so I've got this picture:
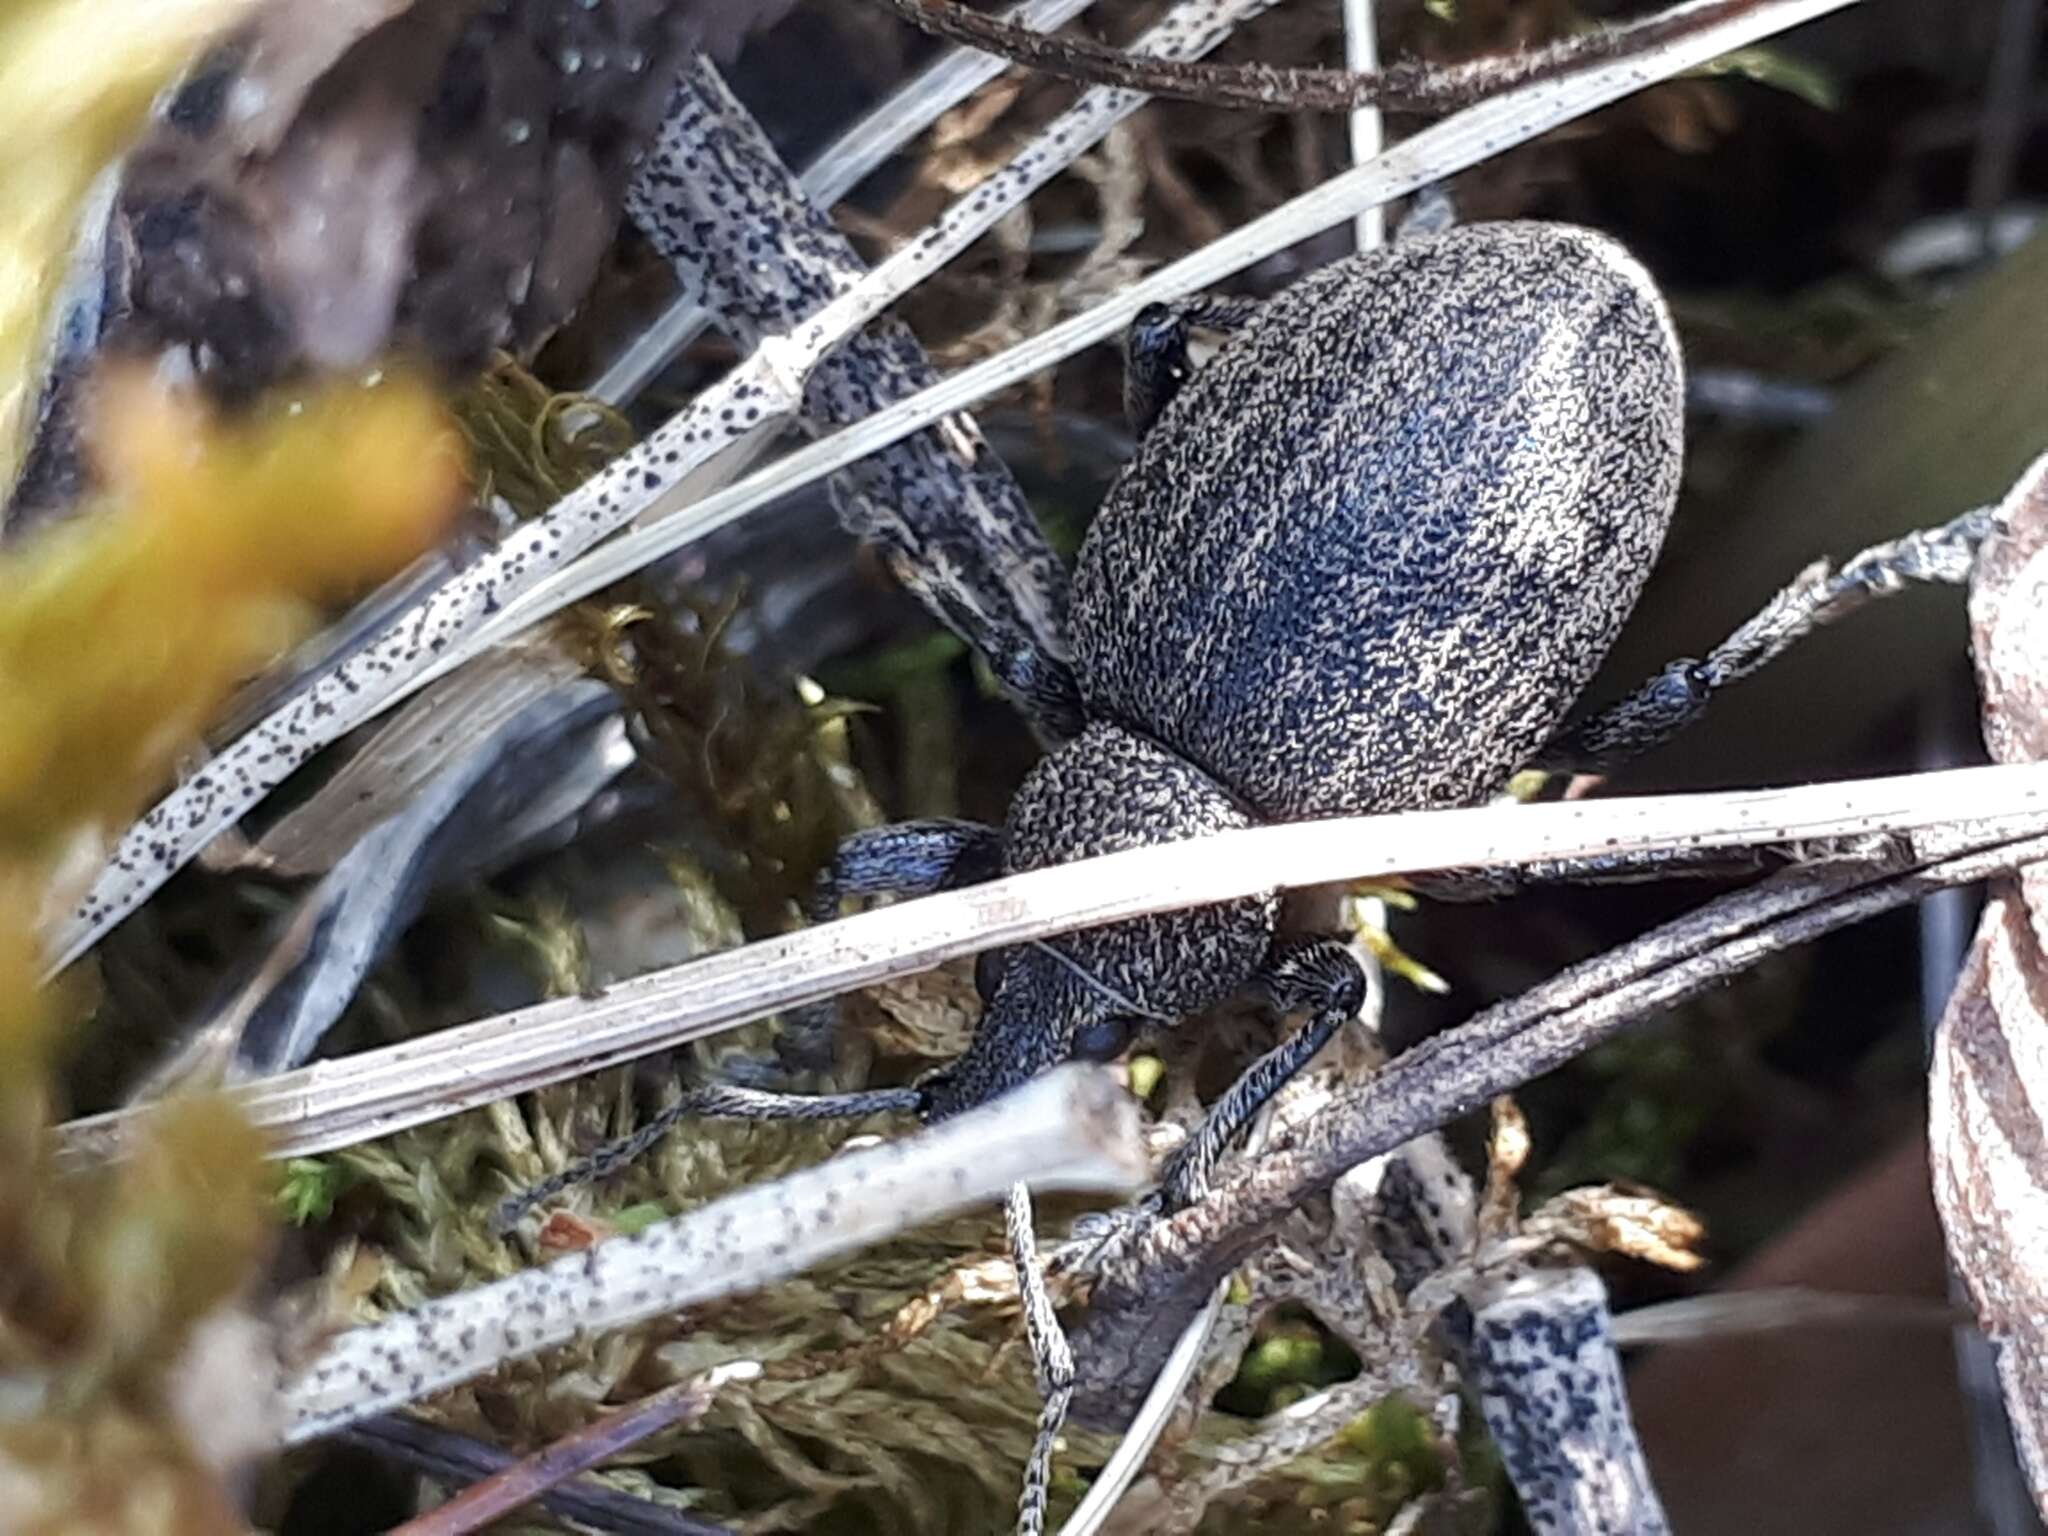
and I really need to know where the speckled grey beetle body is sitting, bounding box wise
[924,223,1685,1150]
[524,221,1690,1225]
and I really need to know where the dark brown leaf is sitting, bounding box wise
[113,0,795,394]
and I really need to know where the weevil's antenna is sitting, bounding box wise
[490,1083,924,1235]
[1027,939,1176,1027]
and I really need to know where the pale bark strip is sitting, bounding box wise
[281,1065,1147,1444]
[55,761,2048,1166]
[1468,1268,1670,1536]
[1930,452,2048,1520]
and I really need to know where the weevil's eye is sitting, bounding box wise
[1130,302,1172,337]
[1072,1015,1135,1063]
[975,947,1009,1003]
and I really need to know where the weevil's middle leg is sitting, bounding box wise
[1542,504,1999,773]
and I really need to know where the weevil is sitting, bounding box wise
[795,220,1685,1203]
[505,216,1985,1218]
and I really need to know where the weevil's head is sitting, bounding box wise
[918,720,1278,1121]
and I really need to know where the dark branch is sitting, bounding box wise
[860,0,1762,115]
[344,1414,735,1536]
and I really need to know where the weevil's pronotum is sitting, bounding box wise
[505,216,1986,1274]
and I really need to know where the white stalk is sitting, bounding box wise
[57,755,2044,1165]
[280,1064,1148,1442]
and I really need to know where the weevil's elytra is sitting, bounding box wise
[1077,223,1685,821]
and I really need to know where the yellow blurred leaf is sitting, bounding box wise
[0,371,465,857]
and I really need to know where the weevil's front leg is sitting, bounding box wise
[1543,504,1999,772]
[756,818,1007,1076]
[1158,938,1366,1210]
[1123,294,1265,438]
[808,817,1005,918]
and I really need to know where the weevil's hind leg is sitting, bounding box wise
[1007,1183,1075,1536]
[489,1079,923,1235]
[491,820,1001,1234]
[1542,504,1999,773]
[1159,939,1365,1210]
[1123,294,1265,439]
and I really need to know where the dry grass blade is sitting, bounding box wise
[55,759,2048,1164]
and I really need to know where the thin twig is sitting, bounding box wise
[56,761,2048,1165]
[860,0,1762,112]
[1967,0,2044,245]
[385,1363,760,1536]
[1609,1288,1962,1345]
[1342,0,1385,252]
[342,1414,735,1536]
[282,1064,1146,1443]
